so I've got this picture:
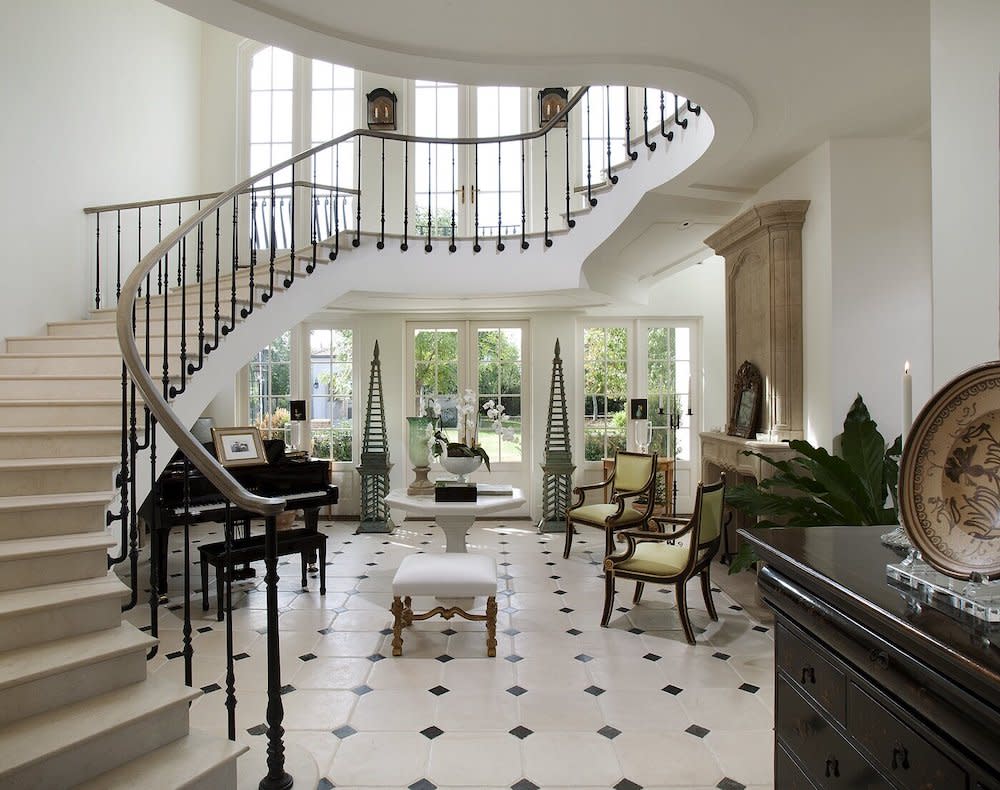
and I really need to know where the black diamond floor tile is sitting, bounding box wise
[628,627,645,634]
[615,780,643,790]
[420,725,444,739]
[662,684,683,695]
[574,653,594,662]
[503,627,521,636]
[317,778,335,790]
[408,779,437,790]
[280,684,295,695]
[643,653,661,662]
[752,625,769,633]
[200,682,221,694]
[246,723,267,736]
[739,682,760,694]
[428,685,450,696]
[505,654,524,663]
[511,780,540,790]
[584,685,605,696]
[559,606,574,613]
[368,653,386,662]
[712,651,731,661]
[441,627,457,636]
[351,684,373,696]
[509,725,533,739]
[685,723,710,738]
[566,628,582,636]
[597,725,622,739]
[435,654,454,663]
[717,779,746,790]
[332,724,357,739]
[506,685,528,696]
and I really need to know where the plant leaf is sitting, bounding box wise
[839,394,888,517]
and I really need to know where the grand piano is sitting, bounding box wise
[142,439,338,596]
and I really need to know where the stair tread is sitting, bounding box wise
[0,675,200,775]
[0,575,126,620]
[0,373,124,381]
[0,622,155,692]
[0,457,118,470]
[76,731,248,790]
[0,398,121,405]
[0,532,116,560]
[0,489,114,510]
[0,425,121,435]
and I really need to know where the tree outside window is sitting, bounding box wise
[477,328,522,462]
[310,328,353,462]
[250,331,291,442]
[583,326,628,460]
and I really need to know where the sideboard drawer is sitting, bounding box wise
[778,622,846,724]
[847,682,968,790]
[777,743,820,790]
[777,677,889,789]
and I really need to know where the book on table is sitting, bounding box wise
[475,483,514,496]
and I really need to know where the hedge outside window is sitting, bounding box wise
[250,331,292,442]
[583,326,628,460]
[647,326,691,462]
[310,328,353,462]
[477,327,522,462]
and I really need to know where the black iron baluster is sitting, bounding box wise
[543,132,551,247]
[278,197,288,252]
[106,354,127,566]
[260,515,292,790]
[473,144,481,252]
[123,302,140,609]
[209,208,221,353]
[660,91,674,141]
[243,185,256,319]
[189,211,205,374]
[353,136,361,248]
[224,503,237,741]
[176,203,182,287]
[330,146,340,260]
[401,141,409,251]
[136,208,143,300]
[425,143,433,253]
[674,93,688,129]
[378,138,386,250]
[308,160,318,273]
[606,86,618,185]
[585,90,596,207]
[157,206,163,295]
[449,143,456,253]
[284,179,295,288]
[565,120,575,228]
[686,99,701,116]
[146,415,159,660]
[169,237,187,399]
[644,91,656,151]
[263,175,276,303]
[161,254,170,399]
[520,139,528,250]
[116,209,122,304]
[94,212,101,309]
[223,198,238,336]
[496,139,504,252]
[625,86,637,161]
[182,457,193,687]
[137,270,152,452]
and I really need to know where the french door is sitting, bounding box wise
[412,83,526,240]
[407,321,530,512]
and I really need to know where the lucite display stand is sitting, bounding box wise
[886,557,1000,623]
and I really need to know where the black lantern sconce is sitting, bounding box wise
[538,87,568,127]
[366,88,398,131]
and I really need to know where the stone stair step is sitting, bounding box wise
[0,426,123,459]
[0,373,129,400]
[76,731,247,790]
[0,622,156,728]
[0,489,113,538]
[7,334,192,356]
[0,575,127,653]
[0,398,123,426]
[0,457,118,497]
[0,533,116,592]
[0,675,200,788]
[0,353,167,376]
[47,317,220,338]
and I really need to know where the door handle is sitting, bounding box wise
[454,185,465,204]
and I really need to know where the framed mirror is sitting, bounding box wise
[727,360,763,439]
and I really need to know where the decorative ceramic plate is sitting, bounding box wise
[899,361,1000,580]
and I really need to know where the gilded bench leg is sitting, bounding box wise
[391,596,404,656]
[486,596,498,657]
[403,595,413,626]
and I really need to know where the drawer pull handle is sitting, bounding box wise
[869,648,890,670]
[801,666,816,684]
[891,744,910,770]
[825,757,840,778]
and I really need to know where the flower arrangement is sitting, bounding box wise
[420,389,516,472]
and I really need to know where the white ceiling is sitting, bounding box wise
[160,0,931,306]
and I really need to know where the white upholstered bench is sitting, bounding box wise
[390,553,498,657]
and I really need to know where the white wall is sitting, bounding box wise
[0,0,203,340]
[829,139,932,443]
[930,0,1000,387]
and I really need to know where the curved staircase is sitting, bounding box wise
[0,89,713,787]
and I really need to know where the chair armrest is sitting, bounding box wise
[649,517,695,539]
[574,478,613,494]
[617,528,678,542]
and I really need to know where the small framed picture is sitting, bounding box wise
[289,399,307,421]
[629,398,648,420]
[212,426,267,467]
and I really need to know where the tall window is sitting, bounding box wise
[582,326,629,460]
[311,59,356,232]
[413,328,460,423]
[249,331,291,441]
[414,81,459,236]
[477,327,522,462]
[647,326,692,462]
[249,47,294,179]
[475,86,523,237]
[310,328,354,462]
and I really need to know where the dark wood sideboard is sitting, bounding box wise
[740,526,1000,790]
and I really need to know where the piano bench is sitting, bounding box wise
[198,528,327,620]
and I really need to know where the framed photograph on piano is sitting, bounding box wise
[212,426,267,468]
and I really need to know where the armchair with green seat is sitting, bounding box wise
[600,475,726,644]
[563,451,659,560]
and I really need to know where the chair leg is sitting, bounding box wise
[200,553,210,611]
[701,569,718,621]
[300,552,307,589]
[563,517,574,559]
[601,571,616,627]
[391,596,404,656]
[486,596,498,657]
[319,540,327,595]
[632,581,645,604]
[676,581,696,645]
[605,528,615,559]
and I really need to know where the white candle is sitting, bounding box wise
[902,362,912,444]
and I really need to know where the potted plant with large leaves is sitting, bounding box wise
[727,395,901,572]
